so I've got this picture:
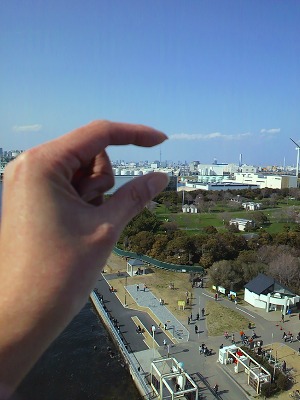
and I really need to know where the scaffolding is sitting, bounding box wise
[150,357,198,400]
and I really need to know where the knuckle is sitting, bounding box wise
[4,148,42,183]
[98,222,118,245]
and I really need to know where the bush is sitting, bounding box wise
[275,372,289,391]
[260,382,278,398]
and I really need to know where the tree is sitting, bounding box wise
[129,231,155,255]
[149,234,169,259]
[268,252,300,289]
[208,260,243,289]
[166,235,195,264]
[122,208,162,238]
[203,225,218,234]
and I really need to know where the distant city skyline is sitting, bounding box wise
[1,1,300,166]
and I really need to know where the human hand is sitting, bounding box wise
[0,121,168,392]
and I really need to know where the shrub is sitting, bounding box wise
[260,382,278,398]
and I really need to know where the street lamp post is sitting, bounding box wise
[151,325,156,358]
[124,275,128,307]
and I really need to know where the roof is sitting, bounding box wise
[245,273,295,296]
[127,258,146,267]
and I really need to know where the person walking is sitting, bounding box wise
[188,316,190,325]
[231,333,235,344]
[201,307,205,317]
[213,383,219,394]
[195,325,198,334]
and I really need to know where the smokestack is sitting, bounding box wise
[239,153,242,167]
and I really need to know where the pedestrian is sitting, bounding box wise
[282,360,286,373]
[290,334,294,343]
[224,331,229,339]
[143,284,146,292]
[214,293,218,301]
[137,284,139,291]
[231,333,235,344]
[164,323,167,330]
[201,307,205,317]
[188,317,190,325]
[213,384,219,394]
[190,312,193,321]
[195,325,198,334]
[281,313,285,323]
[163,339,167,347]
[196,313,199,321]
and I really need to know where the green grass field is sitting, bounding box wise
[154,199,300,236]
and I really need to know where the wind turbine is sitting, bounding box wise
[290,138,300,178]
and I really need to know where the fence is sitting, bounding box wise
[90,291,154,399]
[113,247,204,274]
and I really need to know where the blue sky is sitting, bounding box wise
[1,0,300,166]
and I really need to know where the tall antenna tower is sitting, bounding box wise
[290,138,300,178]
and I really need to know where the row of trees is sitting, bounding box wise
[208,245,300,294]
[154,187,300,213]
[118,207,300,291]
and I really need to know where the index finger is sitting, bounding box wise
[47,120,168,175]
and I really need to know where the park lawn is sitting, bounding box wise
[205,301,250,336]
[105,253,193,323]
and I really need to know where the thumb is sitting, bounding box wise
[103,172,169,232]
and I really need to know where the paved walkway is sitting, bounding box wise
[93,271,300,399]
[126,284,189,342]
[94,274,250,399]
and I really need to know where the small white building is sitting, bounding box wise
[182,204,198,213]
[244,273,300,314]
[242,202,262,211]
[229,218,255,231]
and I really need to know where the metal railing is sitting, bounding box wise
[113,246,204,274]
[90,292,154,399]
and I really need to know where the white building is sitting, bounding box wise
[182,204,198,213]
[244,273,300,314]
[229,173,297,189]
[242,202,262,211]
[229,218,255,231]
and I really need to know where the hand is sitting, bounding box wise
[0,121,168,394]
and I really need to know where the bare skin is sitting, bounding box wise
[0,120,169,397]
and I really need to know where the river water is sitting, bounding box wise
[0,182,140,400]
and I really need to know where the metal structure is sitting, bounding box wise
[150,357,198,400]
[290,138,300,178]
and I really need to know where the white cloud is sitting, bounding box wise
[170,132,251,141]
[260,128,280,134]
[12,124,42,132]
